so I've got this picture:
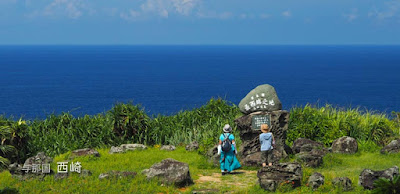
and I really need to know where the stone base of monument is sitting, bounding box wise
[257,163,302,191]
[235,110,290,166]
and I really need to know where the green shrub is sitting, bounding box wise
[287,104,398,146]
[372,175,400,194]
[27,113,118,157]
[107,102,151,144]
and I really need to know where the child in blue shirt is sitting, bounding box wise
[259,124,275,167]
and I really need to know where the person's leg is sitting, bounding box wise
[261,151,267,167]
[220,152,227,175]
[267,149,273,166]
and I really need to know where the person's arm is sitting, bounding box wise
[272,134,276,146]
[217,139,222,155]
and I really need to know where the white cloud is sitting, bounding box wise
[120,9,141,21]
[282,10,291,18]
[368,1,400,21]
[343,8,358,22]
[28,0,94,19]
[122,0,200,20]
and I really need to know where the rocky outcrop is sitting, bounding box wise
[9,152,53,181]
[381,139,400,154]
[359,166,399,190]
[142,158,193,187]
[109,144,147,154]
[99,170,137,180]
[70,148,100,158]
[235,110,289,166]
[160,145,176,151]
[292,138,325,154]
[257,163,302,191]
[332,177,352,191]
[332,136,358,154]
[206,145,220,166]
[239,84,282,114]
[296,153,323,168]
[185,142,199,151]
[307,173,324,190]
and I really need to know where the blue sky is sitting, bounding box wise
[0,0,399,45]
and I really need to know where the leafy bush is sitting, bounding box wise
[27,113,118,157]
[372,175,400,194]
[287,104,398,146]
[108,102,151,144]
[0,117,28,164]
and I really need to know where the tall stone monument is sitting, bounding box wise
[235,84,290,166]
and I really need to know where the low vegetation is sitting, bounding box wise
[0,99,399,193]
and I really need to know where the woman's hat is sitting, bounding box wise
[260,124,269,133]
[223,124,232,133]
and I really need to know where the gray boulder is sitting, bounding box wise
[359,166,399,190]
[99,170,137,180]
[308,172,324,190]
[381,139,400,154]
[292,138,325,154]
[239,84,282,114]
[235,110,290,166]
[9,152,53,181]
[109,144,147,154]
[185,142,199,151]
[109,146,125,154]
[332,177,352,191]
[160,145,176,151]
[257,163,302,191]
[296,152,323,168]
[142,158,193,187]
[121,144,147,151]
[70,148,100,158]
[206,145,220,166]
[332,136,358,154]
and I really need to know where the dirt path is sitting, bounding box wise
[194,170,258,191]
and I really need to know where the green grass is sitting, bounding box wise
[1,146,400,193]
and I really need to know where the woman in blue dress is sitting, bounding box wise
[217,124,241,175]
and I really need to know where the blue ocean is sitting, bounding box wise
[0,45,399,119]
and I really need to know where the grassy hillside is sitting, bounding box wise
[1,146,400,193]
[0,99,399,193]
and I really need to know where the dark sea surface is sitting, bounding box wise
[0,45,399,119]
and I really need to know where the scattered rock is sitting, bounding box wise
[24,152,53,166]
[307,172,324,190]
[54,173,69,180]
[109,144,147,154]
[70,148,100,158]
[160,145,176,151]
[142,158,193,187]
[332,177,352,191]
[109,146,125,154]
[292,138,325,154]
[185,142,199,151]
[99,170,137,180]
[121,144,147,151]
[206,145,220,166]
[9,152,53,181]
[239,84,282,114]
[257,163,302,191]
[332,136,358,154]
[381,139,400,154]
[295,152,323,168]
[80,169,92,177]
[235,110,290,166]
[359,166,399,190]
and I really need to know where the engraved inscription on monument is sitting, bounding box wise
[251,115,271,130]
